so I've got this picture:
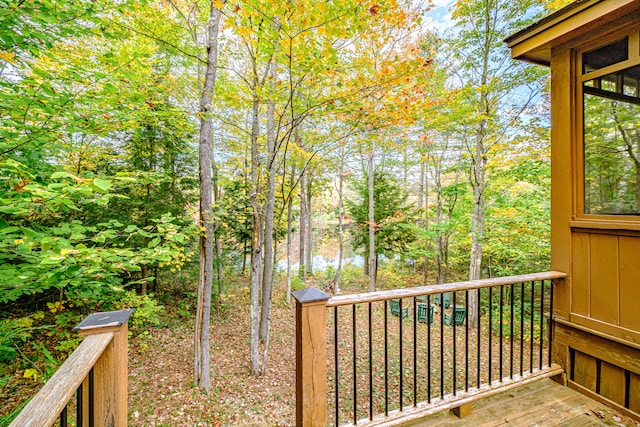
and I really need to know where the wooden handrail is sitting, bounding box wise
[327,271,567,307]
[9,309,133,427]
[9,332,114,427]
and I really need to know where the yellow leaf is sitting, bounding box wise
[212,0,224,8]
[24,369,39,383]
[0,51,16,63]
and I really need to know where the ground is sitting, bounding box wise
[128,286,297,426]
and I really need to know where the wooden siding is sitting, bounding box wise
[570,231,640,345]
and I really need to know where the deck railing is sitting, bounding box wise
[293,271,567,427]
[9,309,133,427]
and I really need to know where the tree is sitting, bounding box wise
[347,170,418,282]
[194,1,223,392]
[448,0,548,326]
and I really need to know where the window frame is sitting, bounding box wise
[572,26,640,230]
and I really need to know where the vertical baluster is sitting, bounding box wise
[60,406,68,427]
[530,281,535,373]
[413,297,417,407]
[548,280,554,368]
[77,383,83,427]
[452,292,457,396]
[427,295,432,403]
[477,288,481,389]
[399,298,404,411]
[384,300,389,416]
[352,304,357,424]
[520,282,525,377]
[539,280,545,370]
[488,286,493,384]
[510,283,515,379]
[465,290,469,392]
[439,294,444,398]
[369,303,373,421]
[499,285,504,382]
[335,307,339,427]
[88,368,94,427]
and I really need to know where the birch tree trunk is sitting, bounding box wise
[194,1,222,392]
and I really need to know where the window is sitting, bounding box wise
[582,37,640,215]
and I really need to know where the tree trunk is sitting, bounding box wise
[260,64,276,347]
[305,173,313,276]
[299,167,306,281]
[466,4,492,329]
[286,166,295,304]
[367,152,376,292]
[194,2,222,392]
[333,146,345,295]
[249,94,262,376]
[423,153,429,286]
[141,264,148,295]
[213,158,223,296]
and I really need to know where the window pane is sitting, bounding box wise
[584,65,640,215]
[583,37,628,74]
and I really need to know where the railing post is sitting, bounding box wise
[74,309,134,427]
[292,287,331,427]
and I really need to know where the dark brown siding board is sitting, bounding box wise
[589,234,619,325]
[600,361,626,407]
[619,236,640,331]
[574,351,597,392]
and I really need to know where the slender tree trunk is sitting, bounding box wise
[467,3,492,329]
[260,64,277,347]
[333,146,345,295]
[367,152,376,292]
[423,167,429,286]
[299,167,306,281]
[305,173,313,276]
[249,94,262,375]
[286,166,295,304]
[435,165,445,284]
[141,264,148,295]
[213,159,223,296]
[418,158,425,225]
[194,2,222,392]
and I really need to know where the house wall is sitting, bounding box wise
[550,22,640,419]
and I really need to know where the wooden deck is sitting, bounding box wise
[407,379,639,427]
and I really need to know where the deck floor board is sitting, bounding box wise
[407,379,638,426]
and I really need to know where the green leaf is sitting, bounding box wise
[92,178,112,193]
[147,237,160,248]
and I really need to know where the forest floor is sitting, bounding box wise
[128,283,298,426]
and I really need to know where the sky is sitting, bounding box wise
[426,0,455,33]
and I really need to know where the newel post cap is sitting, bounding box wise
[73,309,134,332]
[291,287,331,304]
